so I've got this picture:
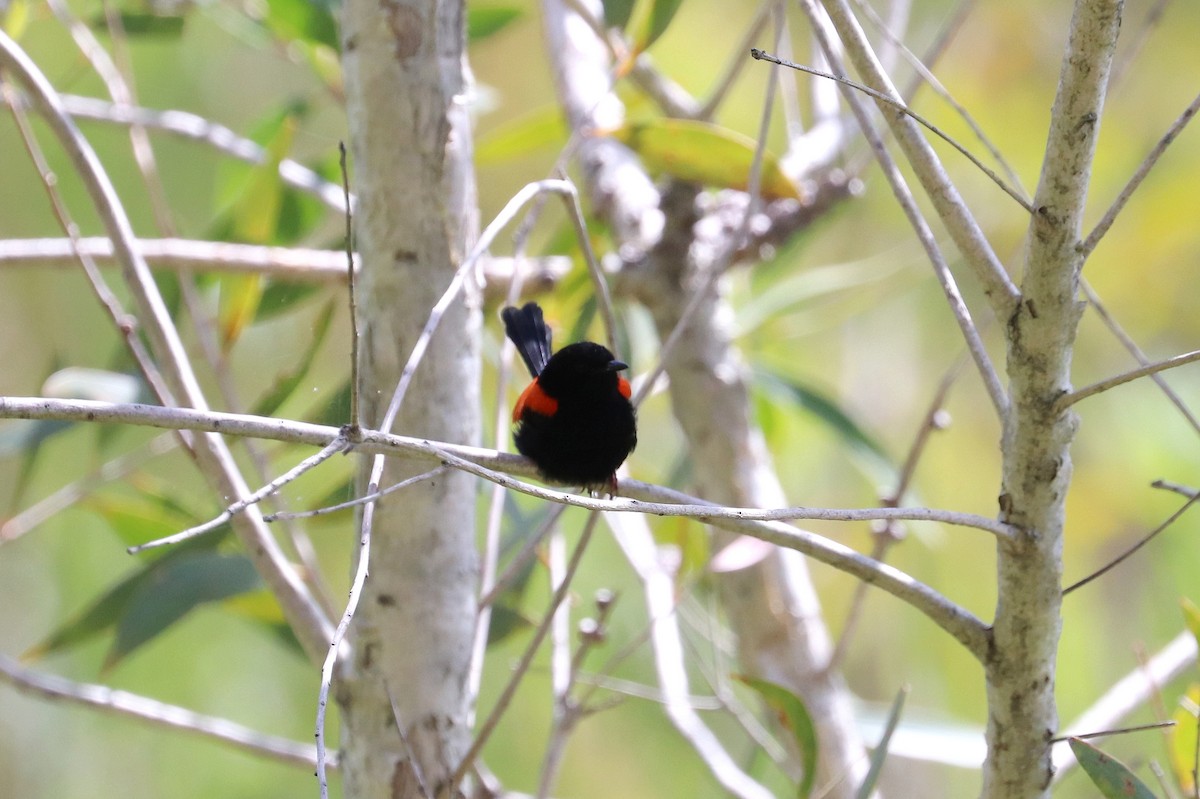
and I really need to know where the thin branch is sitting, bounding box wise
[451,513,600,790]
[606,512,775,799]
[0,654,332,770]
[750,48,1032,212]
[42,92,349,211]
[0,28,334,661]
[1081,280,1200,434]
[0,395,994,658]
[797,0,1023,320]
[1052,631,1197,778]
[789,5,1010,419]
[1051,721,1175,745]
[1081,90,1200,257]
[1063,491,1200,595]
[264,466,450,522]
[130,435,351,553]
[1058,349,1200,411]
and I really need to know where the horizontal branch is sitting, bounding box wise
[0,396,994,658]
[0,653,331,770]
[0,237,570,299]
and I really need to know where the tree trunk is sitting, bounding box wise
[338,0,481,796]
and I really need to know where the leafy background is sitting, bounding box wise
[1,0,1199,796]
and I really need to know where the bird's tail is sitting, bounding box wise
[501,302,554,377]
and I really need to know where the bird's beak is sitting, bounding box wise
[607,360,629,372]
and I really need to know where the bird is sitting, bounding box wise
[501,302,637,492]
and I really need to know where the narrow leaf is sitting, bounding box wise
[1069,737,1159,799]
[107,552,262,669]
[611,119,801,200]
[738,675,818,798]
[251,300,337,417]
[625,0,684,54]
[857,686,909,798]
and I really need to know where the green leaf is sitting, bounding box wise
[84,490,201,551]
[611,119,800,200]
[857,687,908,798]
[468,5,523,41]
[23,532,229,662]
[737,675,818,798]
[486,603,535,646]
[251,300,337,417]
[625,0,684,54]
[310,380,353,427]
[752,366,894,472]
[106,552,262,670]
[1183,598,1200,649]
[1069,737,1159,799]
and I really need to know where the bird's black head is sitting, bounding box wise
[538,341,627,397]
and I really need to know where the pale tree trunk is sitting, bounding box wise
[986,1,1123,796]
[338,0,481,796]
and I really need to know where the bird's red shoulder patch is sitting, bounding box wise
[513,379,559,422]
[617,377,632,400]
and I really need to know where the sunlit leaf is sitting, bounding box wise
[468,5,523,41]
[3,0,31,39]
[738,674,818,798]
[1169,683,1200,794]
[857,687,909,798]
[1182,598,1200,649]
[218,274,266,350]
[106,551,262,669]
[263,0,338,49]
[610,119,801,200]
[1069,737,1158,799]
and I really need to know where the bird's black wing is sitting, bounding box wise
[501,302,554,377]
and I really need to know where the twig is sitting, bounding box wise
[606,512,775,799]
[1058,349,1200,411]
[316,462,386,799]
[1081,280,1200,434]
[1050,721,1175,745]
[451,512,601,790]
[340,142,360,429]
[0,29,334,661]
[1063,491,1200,595]
[752,48,1032,214]
[1081,90,1200,257]
[789,5,1010,419]
[45,92,349,211]
[264,466,449,522]
[1152,479,1198,500]
[829,357,963,671]
[0,395,995,658]
[697,0,774,120]
[0,654,332,770]
[784,0,1024,321]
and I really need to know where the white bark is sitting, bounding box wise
[338,0,481,796]
[986,1,1123,797]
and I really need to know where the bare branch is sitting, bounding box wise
[0,654,331,771]
[0,28,334,662]
[1058,349,1200,411]
[810,0,1022,320]
[1081,90,1200,258]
